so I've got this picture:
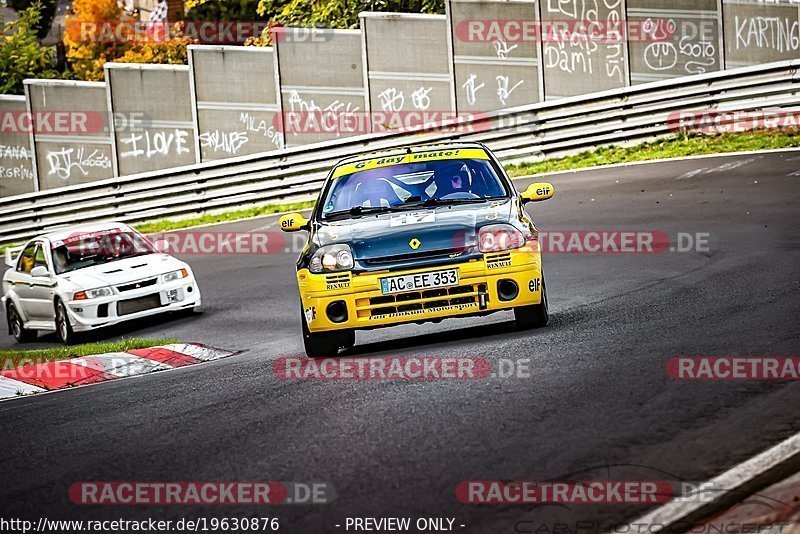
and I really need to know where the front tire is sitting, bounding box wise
[301,311,342,358]
[514,275,549,330]
[55,300,78,345]
[7,303,35,343]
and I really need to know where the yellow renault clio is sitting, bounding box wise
[280,143,554,357]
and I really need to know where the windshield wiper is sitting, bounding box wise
[325,205,396,219]
[403,196,505,208]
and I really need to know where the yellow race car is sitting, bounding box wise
[280,142,554,357]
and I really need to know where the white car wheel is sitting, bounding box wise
[55,301,77,345]
[7,304,35,343]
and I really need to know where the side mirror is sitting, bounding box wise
[521,182,555,203]
[30,266,50,278]
[4,246,22,267]
[279,213,309,232]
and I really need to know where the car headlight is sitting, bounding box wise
[74,287,113,300]
[162,268,189,283]
[478,224,527,253]
[310,244,354,273]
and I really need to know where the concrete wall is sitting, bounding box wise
[361,13,455,132]
[448,0,543,112]
[539,0,629,99]
[105,63,198,177]
[723,0,800,69]
[24,80,115,190]
[0,96,35,197]
[628,0,723,84]
[275,28,367,146]
[0,0,797,198]
[189,45,283,160]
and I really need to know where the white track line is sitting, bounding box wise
[513,147,800,180]
[613,431,800,532]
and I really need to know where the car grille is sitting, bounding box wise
[485,252,512,269]
[325,273,351,290]
[357,284,485,318]
[117,294,162,316]
[116,278,158,292]
[360,248,465,267]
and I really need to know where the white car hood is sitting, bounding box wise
[60,254,186,289]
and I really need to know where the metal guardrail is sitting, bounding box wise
[1,60,798,245]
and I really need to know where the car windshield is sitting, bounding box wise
[50,229,156,274]
[320,158,508,219]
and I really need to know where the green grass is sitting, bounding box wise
[505,132,800,177]
[133,201,315,234]
[0,338,178,369]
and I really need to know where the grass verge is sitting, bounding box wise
[0,338,179,369]
[505,132,800,177]
[133,201,315,234]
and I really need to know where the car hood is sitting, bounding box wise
[59,254,185,289]
[316,200,514,262]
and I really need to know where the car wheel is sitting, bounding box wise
[301,309,341,358]
[7,303,35,343]
[514,274,549,330]
[55,300,78,345]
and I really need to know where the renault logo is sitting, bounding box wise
[409,238,421,250]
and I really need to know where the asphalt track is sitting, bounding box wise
[0,151,799,533]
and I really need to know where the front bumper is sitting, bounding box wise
[65,277,202,332]
[298,246,543,333]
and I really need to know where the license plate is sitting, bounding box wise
[161,288,182,304]
[380,269,459,295]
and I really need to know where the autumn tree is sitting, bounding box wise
[63,0,128,81]
[0,5,58,94]
[64,0,197,80]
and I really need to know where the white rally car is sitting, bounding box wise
[2,222,201,344]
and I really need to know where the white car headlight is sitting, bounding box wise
[310,244,354,273]
[74,287,113,300]
[162,268,189,283]
[478,224,527,253]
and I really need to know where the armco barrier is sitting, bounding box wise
[0,59,797,246]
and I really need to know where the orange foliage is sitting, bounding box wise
[64,0,196,81]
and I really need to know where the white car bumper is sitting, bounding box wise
[65,276,202,332]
